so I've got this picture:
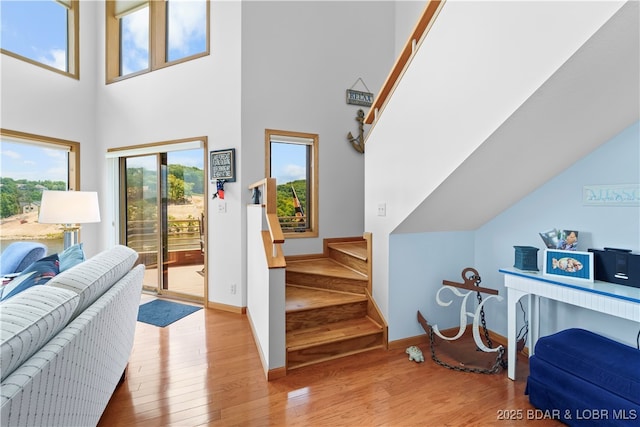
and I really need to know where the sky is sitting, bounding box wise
[0,139,305,185]
[271,143,307,185]
[0,0,207,75]
[0,140,69,182]
[0,0,304,185]
[0,0,67,71]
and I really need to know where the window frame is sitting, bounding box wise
[0,0,80,79]
[106,0,210,84]
[0,128,81,191]
[265,129,319,239]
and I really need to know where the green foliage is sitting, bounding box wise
[276,179,307,217]
[125,164,204,221]
[0,177,66,218]
[168,164,204,194]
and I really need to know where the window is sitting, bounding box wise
[0,129,80,254]
[0,0,79,78]
[106,0,209,83]
[265,129,318,238]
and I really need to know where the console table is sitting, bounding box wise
[500,268,640,380]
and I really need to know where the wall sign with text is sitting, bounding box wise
[210,148,236,182]
[583,184,639,206]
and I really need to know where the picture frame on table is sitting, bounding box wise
[543,249,594,282]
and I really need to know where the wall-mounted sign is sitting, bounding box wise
[210,148,236,182]
[583,184,639,206]
[346,89,373,107]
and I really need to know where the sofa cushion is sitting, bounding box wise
[0,254,60,301]
[0,285,79,381]
[47,245,138,317]
[58,243,85,272]
[0,242,47,276]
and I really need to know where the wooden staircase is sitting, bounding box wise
[284,235,387,370]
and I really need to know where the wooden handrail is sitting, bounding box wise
[364,0,445,125]
[249,177,285,266]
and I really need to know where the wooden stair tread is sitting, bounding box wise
[286,258,367,280]
[328,241,367,261]
[285,285,366,312]
[287,317,382,351]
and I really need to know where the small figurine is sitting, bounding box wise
[406,345,424,363]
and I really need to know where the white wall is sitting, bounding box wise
[364,0,628,332]
[0,0,101,256]
[393,0,427,56]
[1,1,399,309]
[241,0,396,259]
[94,1,244,306]
[246,205,286,373]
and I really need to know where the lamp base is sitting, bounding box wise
[61,226,80,250]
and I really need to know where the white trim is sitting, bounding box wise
[105,140,204,158]
[114,0,148,19]
[106,158,120,248]
[269,135,314,145]
[55,0,72,9]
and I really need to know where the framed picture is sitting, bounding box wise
[210,148,236,182]
[543,249,594,282]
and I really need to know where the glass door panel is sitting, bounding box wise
[124,155,160,292]
[166,150,205,298]
[122,148,205,300]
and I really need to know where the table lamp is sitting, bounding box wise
[38,190,101,249]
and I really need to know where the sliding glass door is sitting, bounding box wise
[121,146,205,301]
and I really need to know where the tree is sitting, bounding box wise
[0,178,20,218]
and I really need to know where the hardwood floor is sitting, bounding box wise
[99,304,564,427]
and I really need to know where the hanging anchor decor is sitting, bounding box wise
[346,77,372,154]
[417,267,507,374]
[347,109,366,154]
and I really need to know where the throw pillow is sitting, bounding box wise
[59,243,85,272]
[0,254,60,301]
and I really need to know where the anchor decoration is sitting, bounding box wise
[417,267,507,374]
[430,268,503,353]
[347,109,365,154]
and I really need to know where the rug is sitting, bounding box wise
[137,299,202,327]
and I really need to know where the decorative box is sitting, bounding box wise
[514,246,539,271]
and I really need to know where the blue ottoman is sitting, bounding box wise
[526,328,640,426]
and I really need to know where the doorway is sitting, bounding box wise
[119,144,206,301]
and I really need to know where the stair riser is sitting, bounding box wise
[328,248,367,275]
[287,333,384,370]
[286,271,367,294]
[286,301,368,332]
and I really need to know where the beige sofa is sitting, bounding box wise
[0,245,144,426]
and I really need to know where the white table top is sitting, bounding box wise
[499,267,640,304]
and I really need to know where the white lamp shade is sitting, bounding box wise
[39,191,101,224]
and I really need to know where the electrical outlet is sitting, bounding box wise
[377,203,386,216]
[218,202,227,213]
[230,284,237,295]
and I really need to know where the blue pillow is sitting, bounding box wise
[58,243,85,272]
[0,254,59,301]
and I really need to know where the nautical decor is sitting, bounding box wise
[347,109,366,153]
[417,268,507,373]
[346,77,373,107]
